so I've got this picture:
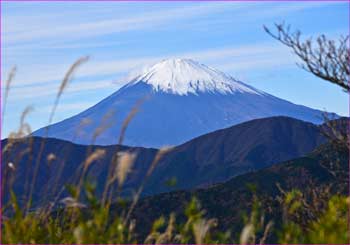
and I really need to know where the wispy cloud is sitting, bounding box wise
[4,42,292,93]
[4,3,243,45]
[3,1,343,87]
[4,25,345,101]
[5,79,117,101]
[5,1,339,48]
[39,102,96,114]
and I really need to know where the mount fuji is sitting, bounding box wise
[34,58,330,147]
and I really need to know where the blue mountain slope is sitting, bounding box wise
[33,59,333,147]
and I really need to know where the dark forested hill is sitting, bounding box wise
[143,116,327,194]
[127,142,348,242]
[2,117,328,206]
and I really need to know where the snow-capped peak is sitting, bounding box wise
[128,58,262,95]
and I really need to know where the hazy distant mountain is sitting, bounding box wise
[33,59,330,147]
[4,117,327,206]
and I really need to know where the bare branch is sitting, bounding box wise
[264,23,350,92]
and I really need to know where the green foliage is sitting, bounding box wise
[3,183,349,244]
[144,197,231,244]
[279,195,350,244]
[3,184,136,244]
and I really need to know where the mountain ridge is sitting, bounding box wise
[5,116,329,206]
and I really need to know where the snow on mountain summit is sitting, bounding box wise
[128,58,262,95]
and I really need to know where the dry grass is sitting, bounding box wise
[2,66,17,127]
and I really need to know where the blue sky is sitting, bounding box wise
[1,1,349,138]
